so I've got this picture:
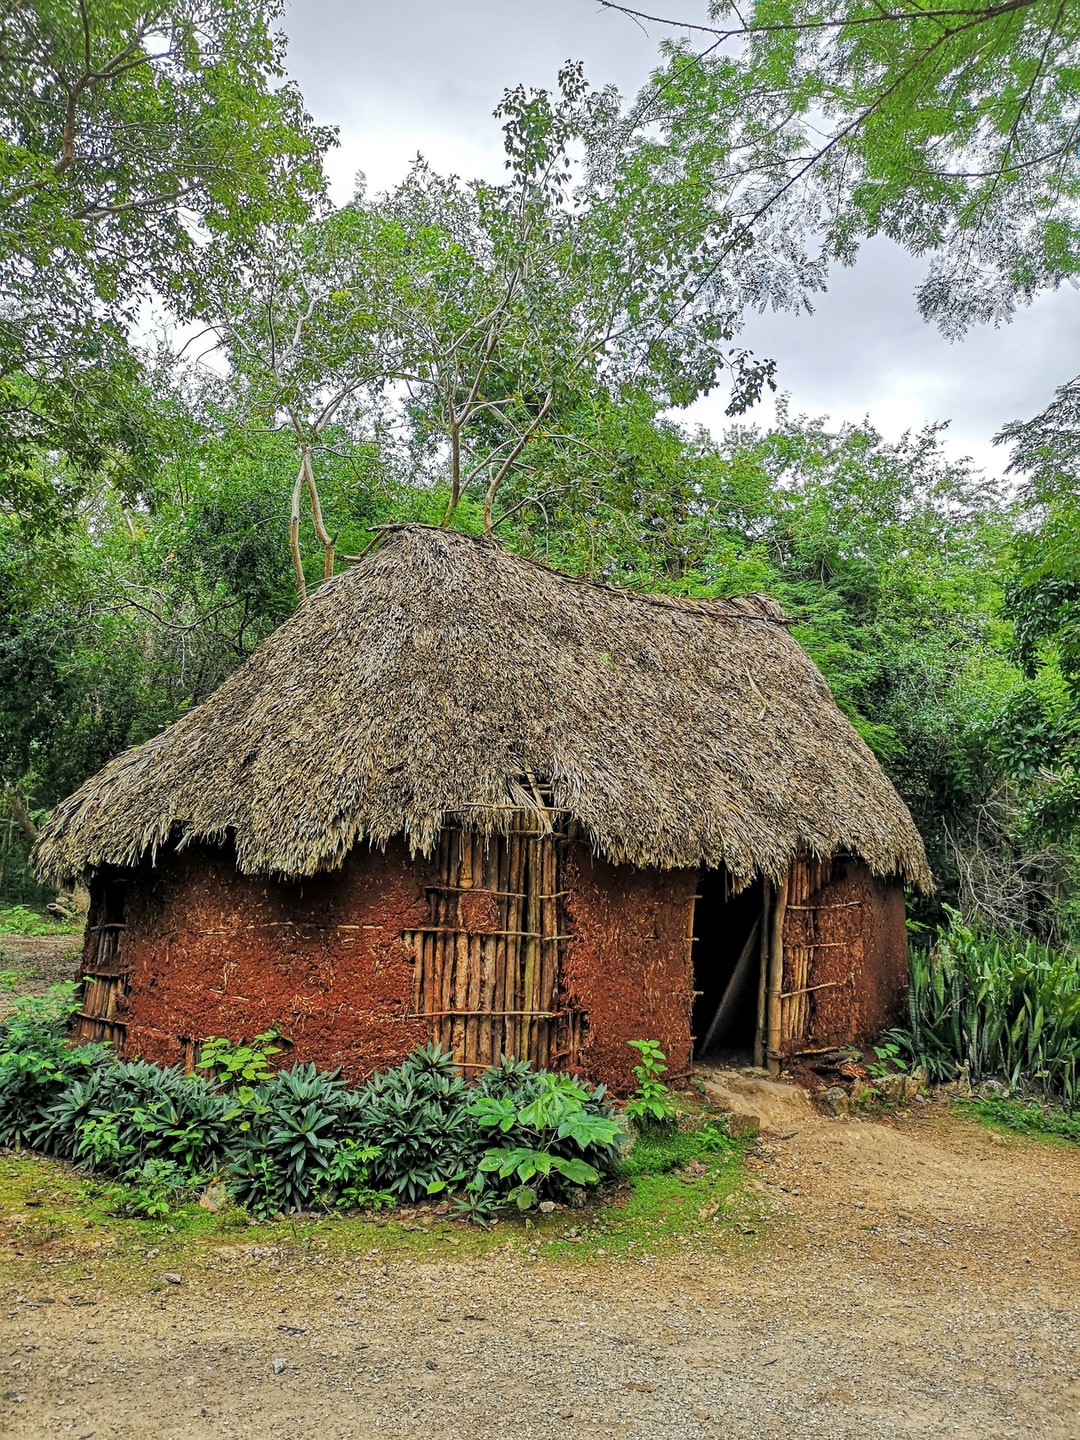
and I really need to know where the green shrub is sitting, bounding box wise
[959,1095,1080,1144]
[226,1063,363,1218]
[113,1158,194,1219]
[467,1066,624,1210]
[200,1027,288,1114]
[890,909,1080,1106]
[355,1044,477,1204]
[0,985,105,1148]
[0,905,81,937]
[0,1001,626,1221]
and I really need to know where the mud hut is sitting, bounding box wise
[35,525,930,1089]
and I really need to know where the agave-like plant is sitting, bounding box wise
[890,909,1080,1105]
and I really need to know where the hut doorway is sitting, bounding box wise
[692,872,764,1061]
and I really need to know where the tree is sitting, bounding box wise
[599,0,1080,335]
[990,379,1080,888]
[214,63,786,596]
[0,0,331,523]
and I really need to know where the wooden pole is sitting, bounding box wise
[754,882,770,1068]
[766,871,789,1077]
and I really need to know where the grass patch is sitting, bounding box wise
[0,905,82,937]
[957,1096,1080,1145]
[0,1114,757,1291]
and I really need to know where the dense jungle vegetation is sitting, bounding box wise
[1,0,1078,982]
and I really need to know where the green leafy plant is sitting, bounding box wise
[0,905,80,937]
[226,1063,364,1219]
[468,1069,624,1210]
[0,984,105,1148]
[867,1042,907,1080]
[890,910,1080,1107]
[624,1039,677,1127]
[356,1045,475,1204]
[113,1158,192,1220]
[200,1026,288,1109]
[322,1140,393,1210]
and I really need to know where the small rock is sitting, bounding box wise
[979,1078,1010,1099]
[161,1272,182,1286]
[819,1085,849,1116]
[271,1357,287,1375]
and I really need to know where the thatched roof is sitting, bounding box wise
[35,524,931,890]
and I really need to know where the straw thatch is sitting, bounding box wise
[34,525,931,890]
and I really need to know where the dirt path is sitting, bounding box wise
[1,1103,1077,1440]
[0,933,82,1016]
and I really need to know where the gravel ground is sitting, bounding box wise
[0,933,82,1015]
[1,1106,1077,1440]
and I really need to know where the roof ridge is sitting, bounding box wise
[362,523,793,626]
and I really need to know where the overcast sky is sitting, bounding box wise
[281,0,1077,476]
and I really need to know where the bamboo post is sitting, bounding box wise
[454,831,474,1065]
[521,824,541,1064]
[492,835,510,1061]
[439,832,457,1054]
[789,859,809,1044]
[505,828,527,1060]
[754,883,771,1068]
[766,871,789,1077]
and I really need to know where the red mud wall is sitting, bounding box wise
[785,859,908,1053]
[561,849,698,1093]
[119,841,436,1084]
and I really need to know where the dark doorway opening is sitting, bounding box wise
[692,871,764,1061]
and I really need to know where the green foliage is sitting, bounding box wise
[200,1025,288,1120]
[322,1140,392,1211]
[468,1067,624,1210]
[354,1044,476,1206]
[0,1009,626,1223]
[112,1158,194,1220]
[0,0,331,525]
[0,905,79,936]
[630,1,1080,335]
[958,1095,1080,1146]
[624,1038,678,1127]
[225,1063,364,1218]
[0,983,102,1148]
[889,910,1080,1106]
[866,1042,906,1080]
[616,1118,735,1179]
